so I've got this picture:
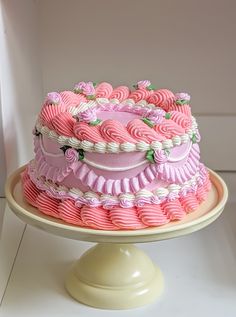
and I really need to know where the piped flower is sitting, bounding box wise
[133,80,156,91]
[74,81,96,99]
[65,148,79,164]
[60,145,84,161]
[175,92,191,105]
[77,107,101,126]
[154,149,168,164]
[45,92,62,105]
[142,108,165,127]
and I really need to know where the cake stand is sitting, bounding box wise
[5,166,228,310]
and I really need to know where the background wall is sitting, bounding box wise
[39,0,236,116]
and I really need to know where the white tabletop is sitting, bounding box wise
[0,172,236,317]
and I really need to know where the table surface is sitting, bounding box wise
[1,172,236,317]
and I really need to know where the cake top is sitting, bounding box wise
[35,80,198,157]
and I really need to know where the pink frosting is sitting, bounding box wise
[74,81,95,96]
[36,192,60,218]
[77,107,98,123]
[45,92,62,105]
[128,89,152,102]
[110,86,130,101]
[154,150,168,164]
[22,176,40,207]
[51,112,76,137]
[161,200,185,220]
[136,80,151,90]
[180,193,199,213]
[81,206,118,230]
[169,111,191,130]
[65,148,78,164]
[33,137,158,194]
[109,207,147,229]
[60,91,86,107]
[95,82,113,98]
[73,122,104,142]
[22,170,211,230]
[147,89,175,110]
[100,119,136,143]
[154,118,185,138]
[156,143,200,183]
[58,200,84,226]
[169,104,191,117]
[127,119,165,142]
[39,104,66,129]
[137,205,170,226]
[175,92,191,101]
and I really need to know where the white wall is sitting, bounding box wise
[39,0,236,116]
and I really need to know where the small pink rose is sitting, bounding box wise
[146,109,165,124]
[175,92,191,101]
[74,81,95,96]
[65,148,78,164]
[154,150,168,164]
[137,80,151,89]
[78,107,97,123]
[45,92,62,105]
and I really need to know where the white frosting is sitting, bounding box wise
[83,157,148,171]
[35,116,198,154]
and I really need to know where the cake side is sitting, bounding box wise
[21,80,211,230]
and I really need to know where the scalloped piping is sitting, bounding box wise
[34,137,200,194]
[35,116,198,153]
[27,160,208,208]
[22,167,211,230]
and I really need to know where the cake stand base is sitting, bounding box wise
[65,243,163,309]
[5,166,228,310]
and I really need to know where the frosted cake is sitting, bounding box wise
[21,80,211,230]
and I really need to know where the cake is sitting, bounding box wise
[21,80,211,230]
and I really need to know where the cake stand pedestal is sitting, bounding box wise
[5,167,228,309]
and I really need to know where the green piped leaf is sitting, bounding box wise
[89,119,102,126]
[146,149,155,163]
[92,82,97,87]
[132,84,138,89]
[78,149,84,160]
[142,118,155,128]
[191,133,197,144]
[147,84,156,91]
[175,99,189,105]
[87,94,96,100]
[165,112,171,119]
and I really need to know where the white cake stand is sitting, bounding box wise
[5,166,228,309]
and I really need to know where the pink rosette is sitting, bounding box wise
[74,81,95,97]
[78,107,97,123]
[154,150,168,164]
[136,80,151,90]
[45,92,62,105]
[146,109,165,125]
[175,92,191,102]
[65,148,78,164]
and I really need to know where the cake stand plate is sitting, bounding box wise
[5,166,228,309]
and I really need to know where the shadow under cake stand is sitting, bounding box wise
[5,166,228,310]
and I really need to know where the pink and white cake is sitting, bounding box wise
[21,80,211,230]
